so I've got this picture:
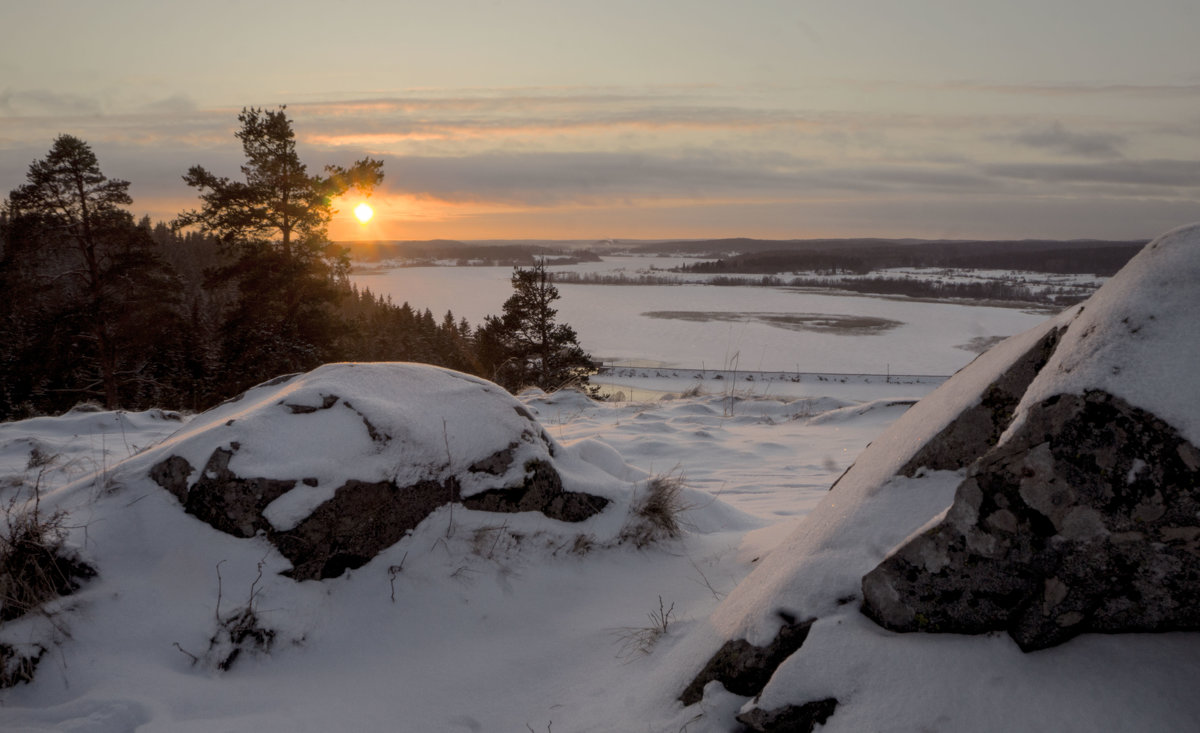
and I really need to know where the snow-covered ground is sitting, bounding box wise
[0,370,935,732]
[6,238,1198,732]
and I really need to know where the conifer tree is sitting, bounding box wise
[175,107,383,389]
[3,135,183,413]
[478,259,596,392]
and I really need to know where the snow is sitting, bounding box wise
[1009,223,1200,445]
[351,257,1050,375]
[2,233,1198,731]
[652,225,1200,731]
[127,363,570,501]
[0,364,921,732]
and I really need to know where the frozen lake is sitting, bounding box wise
[350,256,1052,375]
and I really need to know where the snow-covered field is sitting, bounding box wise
[0,372,931,732]
[350,256,1051,375]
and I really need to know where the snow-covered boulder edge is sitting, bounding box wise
[134,363,624,580]
[2,363,762,694]
[863,225,1200,650]
[129,364,628,583]
[668,224,1200,732]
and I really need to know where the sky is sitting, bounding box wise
[2,0,1199,241]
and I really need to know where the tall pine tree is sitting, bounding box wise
[2,135,183,414]
[174,107,383,390]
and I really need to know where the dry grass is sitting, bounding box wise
[620,473,686,549]
[1,450,95,624]
[613,595,676,658]
[0,642,45,687]
[206,606,276,671]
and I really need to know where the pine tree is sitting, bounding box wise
[3,135,184,413]
[174,107,383,390]
[478,259,596,392]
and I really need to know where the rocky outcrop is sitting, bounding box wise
[676,225,1200,730]
[680,614,814,706]
[736,698,838,733]
[861,226,1200,650]
[144,364,615,581]
[461,459,610,523]
[863,390,1200,650]
[898,324,1064,476]
[161,447,296,539]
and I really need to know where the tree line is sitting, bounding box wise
[0,108,595,421]
[674,241,1145,278]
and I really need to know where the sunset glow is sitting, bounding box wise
[2,2,1198,240]
[353,202,374,223]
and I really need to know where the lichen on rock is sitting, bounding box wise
[863,390,1200,650]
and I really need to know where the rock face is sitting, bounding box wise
[679,614,814,706]
[896,324,1064,476]
[864,390,1200,650]
[862,226,1200,650]
[144,363,613,581]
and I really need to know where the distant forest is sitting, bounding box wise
[548,239,1146,306]
[0,216,488,419]
[669,239,1146,277]
[346,240,601,266]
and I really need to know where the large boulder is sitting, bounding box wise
[672,224,1200,730]
[143,363,615,580]
[863,226,1200,649]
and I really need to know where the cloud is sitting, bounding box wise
[0,89,101,117]
[939,80,1200,98]
[1009,121,1125,159]
[139,94,198,114]
[377,150,802,205]
[2,84,1195,240]
[291,94,821,151]
[365,149,1002,207]
[982,159,1200,187]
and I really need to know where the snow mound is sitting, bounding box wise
[114,363,634,580]
[1011,222,1200,445]
[671,226,1200,731]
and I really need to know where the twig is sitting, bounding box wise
[173,641,199,665]
[388,553,407,603]
[247,558,266,608]
[488,520,508,558]
[688,556,725,601]
[214,560,226,622]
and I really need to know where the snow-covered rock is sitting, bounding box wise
[864,224,1200,650]
[139,363,618,580]
[676,224,1200,730]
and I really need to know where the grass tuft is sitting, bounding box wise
[613,595,676,657]
[1,452,95,624]
[620,473,686,549]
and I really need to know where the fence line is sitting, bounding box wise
[594,365,950,384]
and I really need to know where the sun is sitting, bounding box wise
[353,202,374,223]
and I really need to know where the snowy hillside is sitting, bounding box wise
[0,364,913,732]
[2,227,1199,732]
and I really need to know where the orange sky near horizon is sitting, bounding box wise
[3,2,1199,242]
